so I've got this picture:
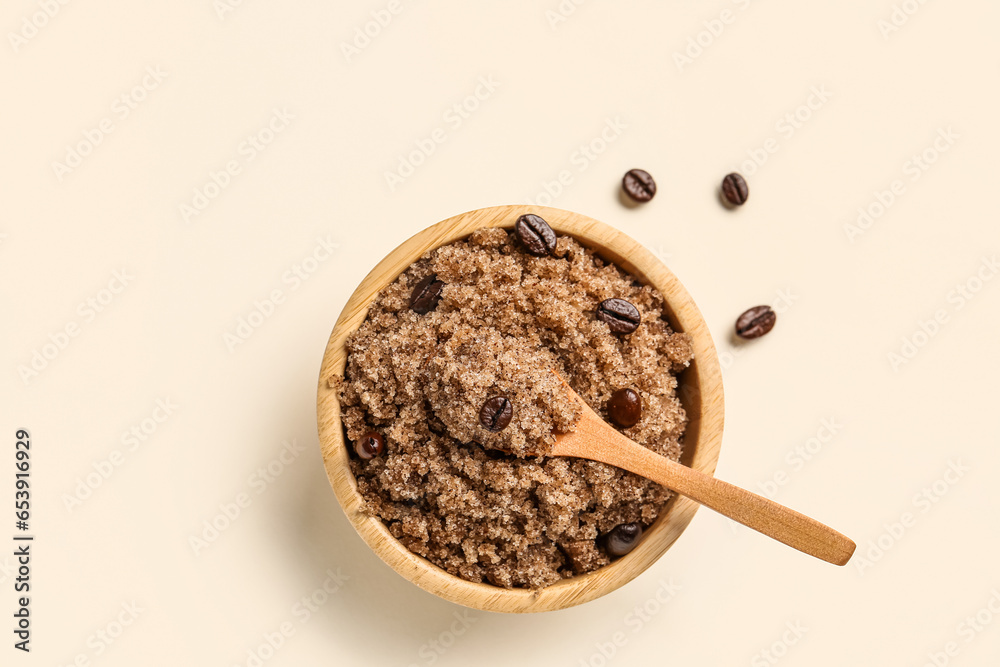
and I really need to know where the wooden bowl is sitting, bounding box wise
[317,205,725,613]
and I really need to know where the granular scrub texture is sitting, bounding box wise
[335,225,693,588]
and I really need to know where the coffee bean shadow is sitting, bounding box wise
[617,186,643,209]
[728,329,752,348]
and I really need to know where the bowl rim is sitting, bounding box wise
[317,205,725,613]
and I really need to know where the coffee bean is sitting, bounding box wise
[721,172,749,206]
[735,305,776,339]
[479,396,513,432]
[355,431,385,460]
[596,298,641,334]
[607,388,641,428]
[410,274,444,314]
[606,523,643,557]
[622,169,656,202]
[515,214,557,257]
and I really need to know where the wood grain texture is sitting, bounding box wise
[316,205,726,613]
[550,379,856,567]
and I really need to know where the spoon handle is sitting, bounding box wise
[561,425,856,565]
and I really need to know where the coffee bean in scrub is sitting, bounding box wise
[334,218,693,588]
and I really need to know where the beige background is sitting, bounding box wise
[3,0,999,664]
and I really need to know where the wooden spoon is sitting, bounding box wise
[550,373,856,566]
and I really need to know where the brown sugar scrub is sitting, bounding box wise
[335,218,694,589]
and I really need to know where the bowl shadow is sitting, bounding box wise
[283,429,491,662]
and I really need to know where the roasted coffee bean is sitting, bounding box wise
[721,172,749,206]
[514,214,557,256]
[479,396,513,432]
[735,305,776,339]
[607,388,641,428]
[606,523,643,557]
[622,169,656,202]
[409,274,444,314]
[355,431,385,460]
[596,298,641,334]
